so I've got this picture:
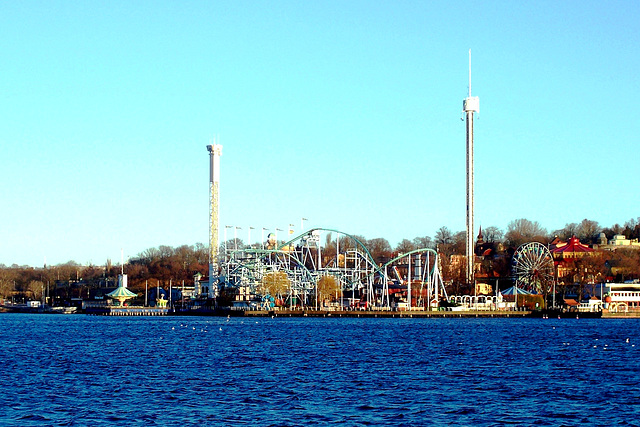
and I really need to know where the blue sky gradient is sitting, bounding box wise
[1,1,638,266]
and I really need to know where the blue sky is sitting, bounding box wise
[1,1,638,267]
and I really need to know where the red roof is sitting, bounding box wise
[552,237,594,253]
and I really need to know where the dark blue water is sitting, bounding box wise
[1,314,639,426]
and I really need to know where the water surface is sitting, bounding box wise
[1,314,639,426]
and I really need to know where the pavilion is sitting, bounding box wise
[552,236,595,280]
[106,274,137,306]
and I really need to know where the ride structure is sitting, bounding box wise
[206,141,223,298]
[214,228,448,311]
[511,242,555,296]
[463,50,479,290]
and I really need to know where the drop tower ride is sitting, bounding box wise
[207,141,223,296]
[463,51,479,289]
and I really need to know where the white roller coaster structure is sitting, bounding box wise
[214,228,447,310]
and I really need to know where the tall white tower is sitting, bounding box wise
[463,50,479,289]
[207,141,223,296]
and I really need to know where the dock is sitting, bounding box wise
[195,308,535,318]
[85,306,170,316]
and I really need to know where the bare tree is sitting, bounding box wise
[395,239,416,254]
[158,245,174,259]
[577,219,600,243]
[553,223,579,241]
[504,218,548,248]
[0,269,16,299]
[27,280,44,300]
[193,242,208,265]
[412,236,433,249]
[323,233,336,258]
[435,227,453,245]
[139,247,161,263]
[608,249,640,282]
[452,231,466,255]
[365,238,392,264]
[482,226,503,243]
[624,217,639,230]
[624,217,640,240]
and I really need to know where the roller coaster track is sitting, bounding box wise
[217,227,446,309]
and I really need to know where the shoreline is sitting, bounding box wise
[5,305,638,318]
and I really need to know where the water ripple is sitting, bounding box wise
[2,315,640,425]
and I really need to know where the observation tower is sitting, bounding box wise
[463,50,479,288]
[207,141,223,297]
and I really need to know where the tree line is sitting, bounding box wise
[1,217,639,302]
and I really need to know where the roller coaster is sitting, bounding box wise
[213,228,447,310]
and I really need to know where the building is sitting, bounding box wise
[551,236,595,280]
[594,281,640,311]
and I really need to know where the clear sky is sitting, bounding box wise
[1,1,638,267]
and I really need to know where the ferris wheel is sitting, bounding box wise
[512,242,555,294]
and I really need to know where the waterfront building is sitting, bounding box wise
[602,281,640,310]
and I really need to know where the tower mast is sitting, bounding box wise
[207,140,223,297]
[463,50,479,290]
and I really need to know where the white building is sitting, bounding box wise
[598,282,640,311]
[608,234,640,247]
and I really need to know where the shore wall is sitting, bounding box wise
[85,307,169,316]
[210,309,534,318]
[601,310,640,319]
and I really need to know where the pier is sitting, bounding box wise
[85,306,169,316]
[204,308,535,318]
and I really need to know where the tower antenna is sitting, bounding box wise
[468,49,472,97]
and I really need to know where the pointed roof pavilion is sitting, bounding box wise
[106,273,137,305]
[107,285,137,300]
[552,236,594,257]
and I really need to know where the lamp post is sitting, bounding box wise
[301,217,308,232]
[275,228,283,249]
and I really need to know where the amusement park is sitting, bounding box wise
[202,227,448,312]
[83,56,640,317]
[190,76,565,316]
[3,53,638,318]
